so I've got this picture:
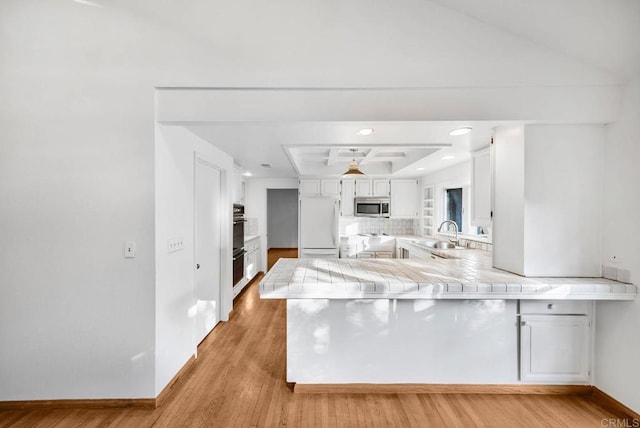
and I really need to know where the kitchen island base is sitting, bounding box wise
[288,299,520,384]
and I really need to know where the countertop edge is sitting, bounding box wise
[259,292,637,301]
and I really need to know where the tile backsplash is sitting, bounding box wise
[340,217,417,236]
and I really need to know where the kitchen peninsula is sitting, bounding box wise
[259,250,637,389]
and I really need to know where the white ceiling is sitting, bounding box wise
[186,121,507,178]
[91,0,638,178]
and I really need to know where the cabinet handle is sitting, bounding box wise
[196,264,200,269]
[547,304,555,310]
[520,321,526,326]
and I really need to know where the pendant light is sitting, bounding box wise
[342,148,366,176]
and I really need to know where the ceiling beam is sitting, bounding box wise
[327,148,339,166]
[359,148,381,165]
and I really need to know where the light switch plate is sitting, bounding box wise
[168,237,185,253]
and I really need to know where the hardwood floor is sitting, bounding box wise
[268,248,298,270]
[0,251,632,427]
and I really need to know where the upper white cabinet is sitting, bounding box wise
[372,179,390,197]
[321,179,341,197]
[340,179,356,217]
[355,179,372,197]
[299,179,340,197]
[471,147,491,226]
[390,179,418,218]
[354,179,390,197]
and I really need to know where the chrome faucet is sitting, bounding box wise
[437,220,459,246]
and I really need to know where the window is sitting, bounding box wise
[444,188,463,233]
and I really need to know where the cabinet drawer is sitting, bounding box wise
[520,300,591,315]
[357,252,375,259]
[375,251,393,258]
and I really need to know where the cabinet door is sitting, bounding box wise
[355,179,372,197]
[372,179,390,197]
[299,179,320,196]
[321,179,341,197]
[390,179,418,217]
[340,179,356,217]
[520,315,590,383]
[471,148,491,226]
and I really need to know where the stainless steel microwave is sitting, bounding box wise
[354,198,390,217]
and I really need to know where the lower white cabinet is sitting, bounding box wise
[519,301,592,384]
[234,237,262,298]
[356,250,394,259]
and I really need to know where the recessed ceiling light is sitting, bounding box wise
[243,172,253,177]
[441,156,455,160]
[449,127,472,136]
[416,167,425,171]
[357,128,374,136]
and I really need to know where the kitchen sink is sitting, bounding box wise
[422,240,464,250]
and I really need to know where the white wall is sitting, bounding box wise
[0,3,159,400]
[246,178,299,270]
[0,1,235,400]
[420,160,472,236]
[523,124,604,276]
[596,76,640,413]
[154,125,233,396]
[267,189,299,248]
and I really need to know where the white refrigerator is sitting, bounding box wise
[299,196,340,258]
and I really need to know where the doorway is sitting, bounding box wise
[194,156,222,345]
[267,189,298,270]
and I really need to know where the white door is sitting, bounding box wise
[195,158,222,344]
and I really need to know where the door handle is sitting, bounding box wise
[196,263,200,269]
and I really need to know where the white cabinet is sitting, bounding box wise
[340,179,356,217]
[471,148,491,226]
[299,179,341,196]
[390,179,418,218]
[372,179,390,197]
[321,179,341,197]
[299,179,320,196]
[355,179,372,197]
[354,179,390,197]
[519,300,592,384]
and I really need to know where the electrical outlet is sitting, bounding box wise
[168,238,185,253]
[125,241,136,258]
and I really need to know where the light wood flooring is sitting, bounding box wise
[0,248,631,427]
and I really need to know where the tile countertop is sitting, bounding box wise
[259,257,637,301]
